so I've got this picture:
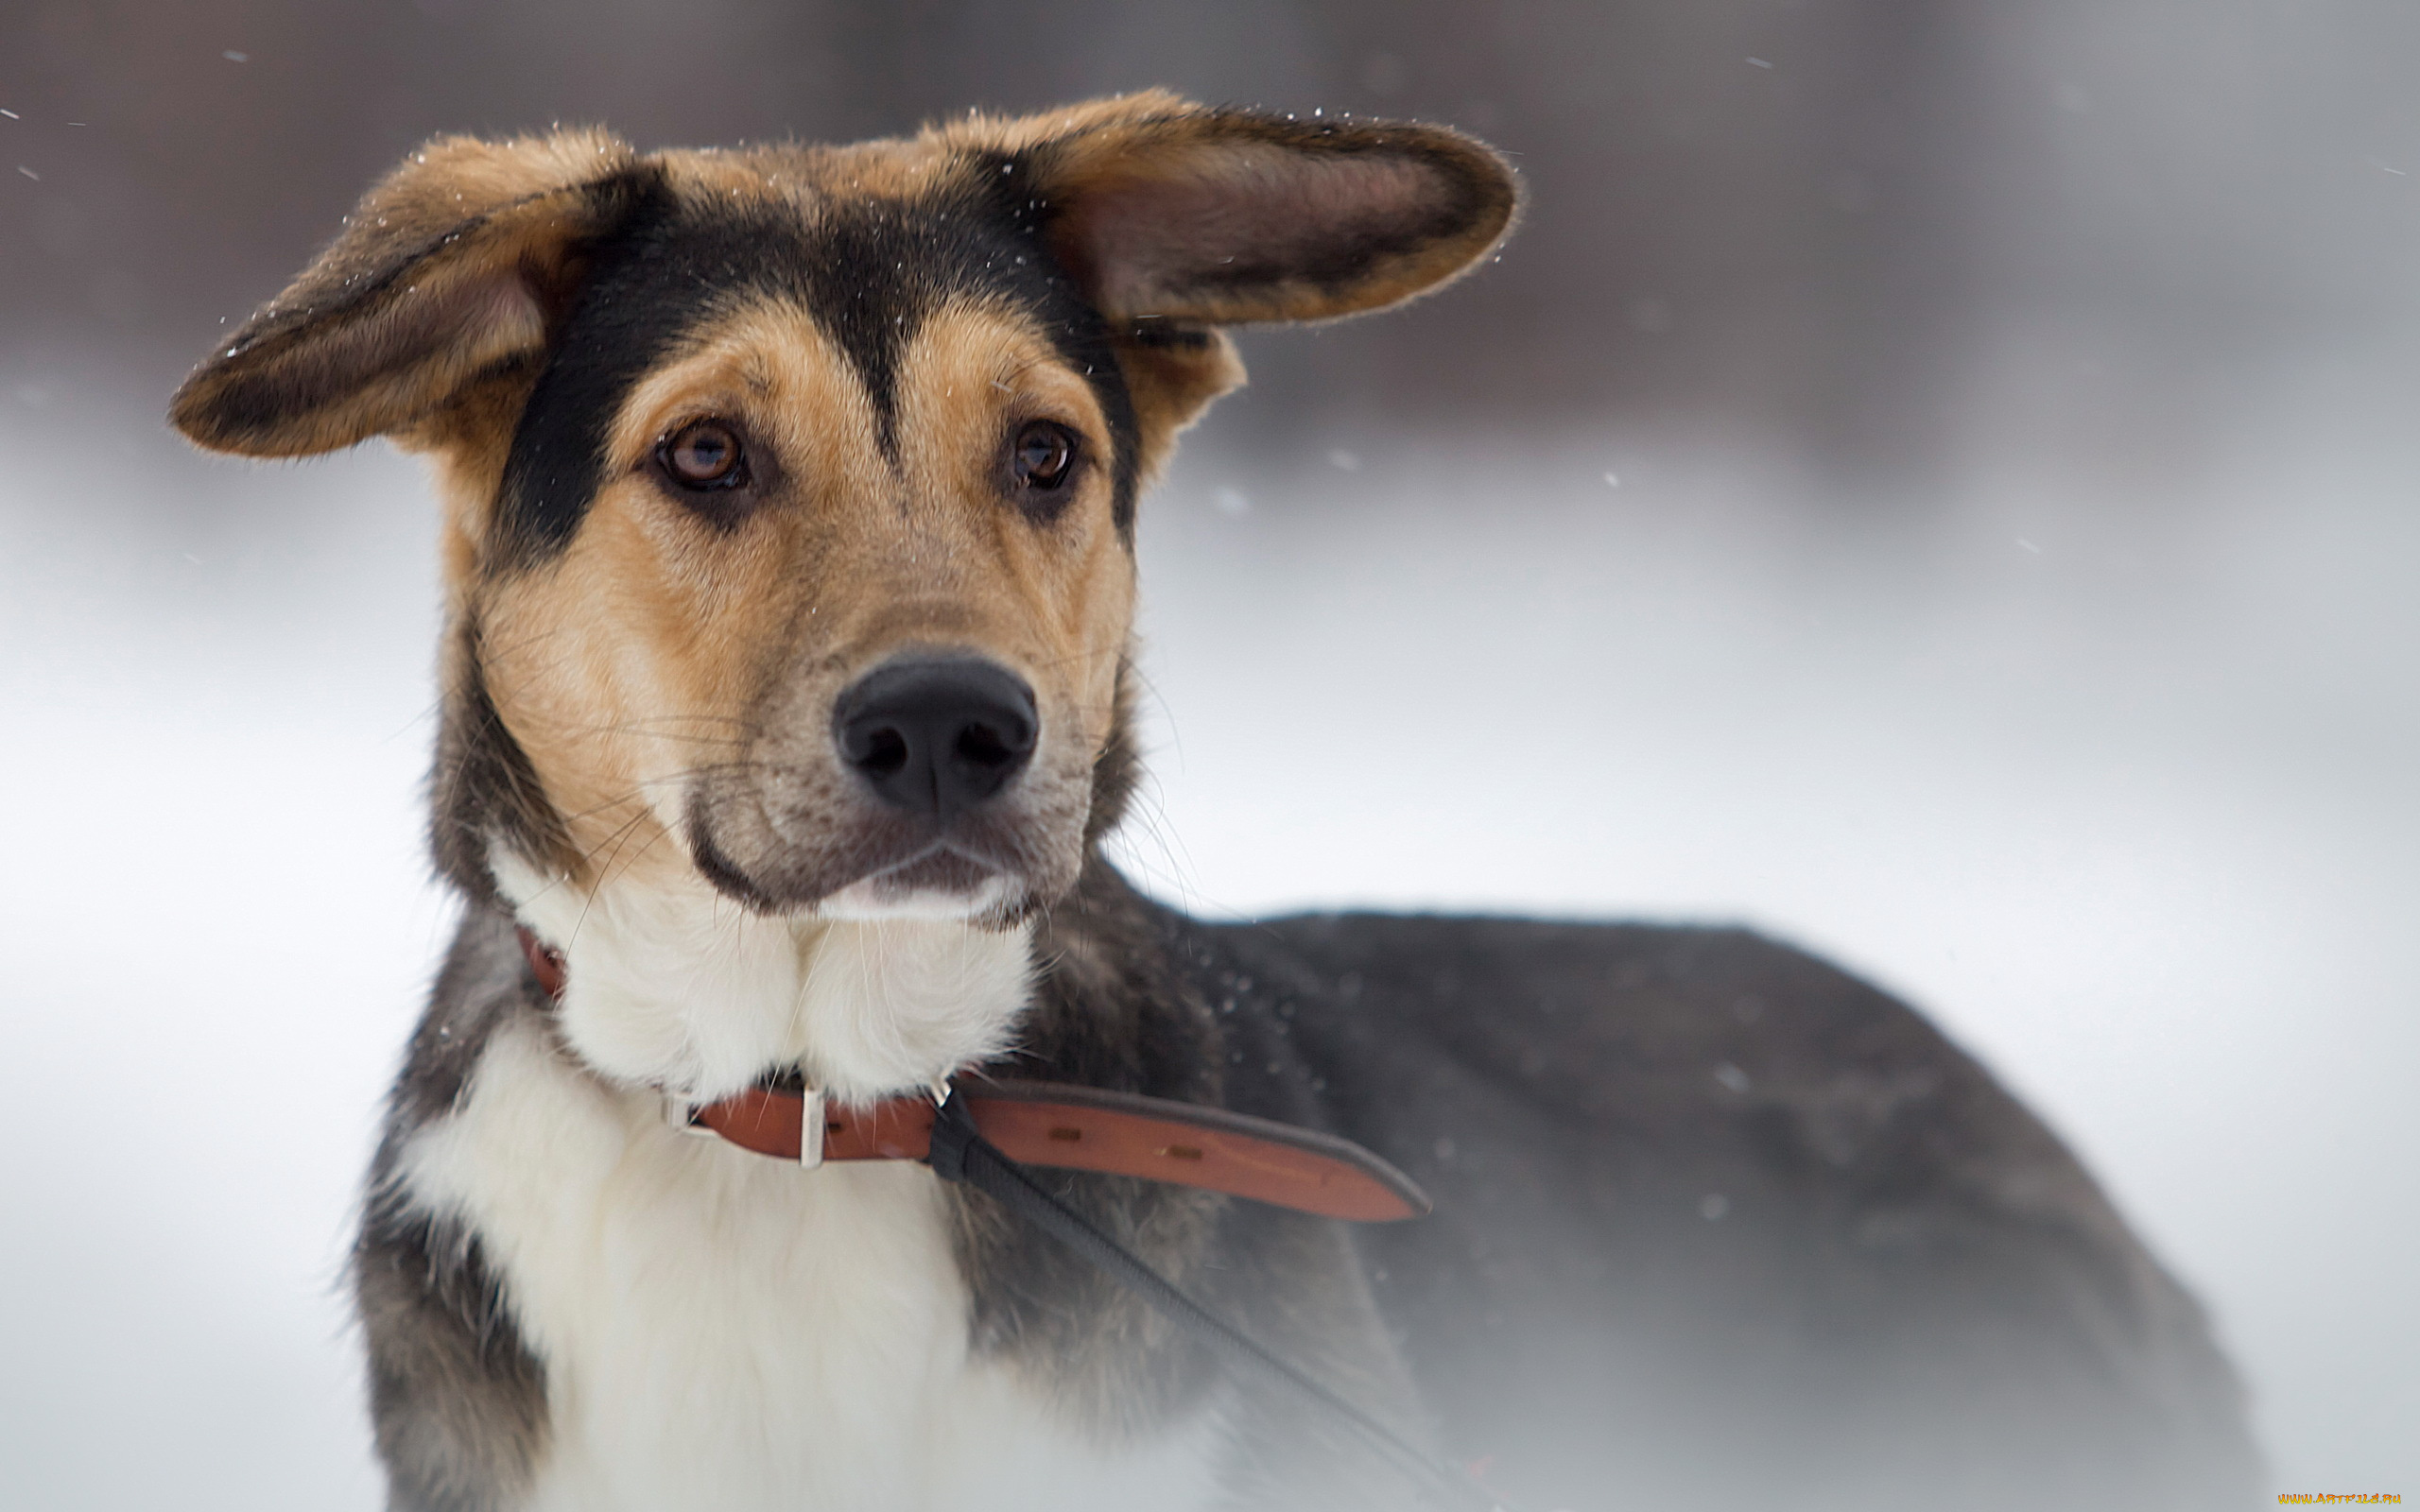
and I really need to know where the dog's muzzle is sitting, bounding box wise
[685,649,1076,919]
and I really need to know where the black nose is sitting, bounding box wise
[833,656,1039,821]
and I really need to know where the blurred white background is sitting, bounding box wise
[4,1,2415,1504]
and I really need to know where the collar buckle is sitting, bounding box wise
[666,1085,829,1167]
[795,1086,827,1169]
[662,1095,717,1140]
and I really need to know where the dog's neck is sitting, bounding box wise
[490,851,1035,1107]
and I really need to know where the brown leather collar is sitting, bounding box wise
[515,926,1428,1223]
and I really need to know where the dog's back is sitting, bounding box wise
[1185,902,2256,1507]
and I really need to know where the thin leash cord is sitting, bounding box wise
[926,1095,1517,1512]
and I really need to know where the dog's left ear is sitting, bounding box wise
[950,93,1518,470]
[990,91,1521,328]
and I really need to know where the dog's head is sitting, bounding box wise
[173,94,1515,932]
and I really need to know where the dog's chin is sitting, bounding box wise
[691,827,1044,930]
[816,859,1028,926]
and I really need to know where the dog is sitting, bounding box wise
[170,91,2259,1510]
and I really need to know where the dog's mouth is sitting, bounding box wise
[686,777,1084,927]
[690,812,1017,919]
[817,844,1025,920]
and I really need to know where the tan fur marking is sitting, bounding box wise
[1110,329,1246,488]
[889,297,1133,735]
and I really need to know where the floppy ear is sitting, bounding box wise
[169,129,644,457]
[994,91,1520,327]
[940,94,1517,472]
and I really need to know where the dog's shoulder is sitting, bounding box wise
[388,906,547,1128]
[1018,858,1225,1103]
[356,906,553,1509]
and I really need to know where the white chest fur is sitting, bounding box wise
[402,860,1229,1509]
[488,853,1040,1107]
[400,1016,1228,1511]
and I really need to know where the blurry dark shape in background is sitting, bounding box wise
[6,0,2417,494]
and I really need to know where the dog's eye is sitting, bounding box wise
[659,421,749,490]
[1010,421,1077,491]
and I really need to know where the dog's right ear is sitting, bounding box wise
[170,130,643,457]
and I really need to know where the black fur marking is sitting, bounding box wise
[951,860,1236,1429]
[495,161,1146,563]
[355,1210,548,1512]
[358,913,551,1512]
[1125,317,1214,351]
[493,171,686,562]
[430,616,572,904]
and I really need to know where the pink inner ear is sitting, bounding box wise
[1070,146,1448,318]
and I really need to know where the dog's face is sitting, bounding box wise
[423,179,1157,928]
[173,94,1516,928]
[497,276,1134,924]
